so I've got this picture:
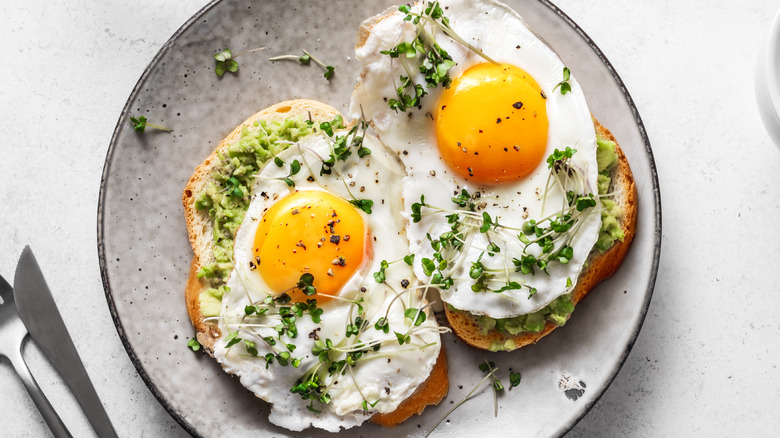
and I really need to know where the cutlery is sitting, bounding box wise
[14,246,118,438]
[0,272,72,437]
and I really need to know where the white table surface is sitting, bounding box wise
[2,0,779,436]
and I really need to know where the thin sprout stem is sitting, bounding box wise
[302,49,329,72]
[346,366,369,405]
[145,122,172,132]
[422,14,499,65]
[424,367,498,438]
[234,46,267,58]
[268,54,299,62]
[231,323,278,329]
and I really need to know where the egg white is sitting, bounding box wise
[213,131,442,432]
[349,0,602,318]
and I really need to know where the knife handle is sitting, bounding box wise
[7,345,73,438]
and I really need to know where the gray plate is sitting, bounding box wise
[98,0,660,436]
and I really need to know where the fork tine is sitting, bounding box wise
[0,273,12,302]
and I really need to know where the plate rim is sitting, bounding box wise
[537,0,661,434]
[97,1,221,437]
[96,0,661,436]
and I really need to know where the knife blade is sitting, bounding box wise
[14,246,118,438]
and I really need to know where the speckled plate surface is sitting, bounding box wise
[98,0,660,436]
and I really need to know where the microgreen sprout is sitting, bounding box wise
[315,116,375,212]
[281,159,302,187]
[479,361,503,416]
[297,273,316,296]
[404,307,427,326]
[381,1,498,112]
[349,199,373,214]
[362,399,380,411]
[374,260,390,283]
[424,359,501,438]
[269,49,335,80]
[130,115,172,133]
[186,337,201,352]
[509,370,522,390]
[225,176,244,197]
[374,317,390,333]
[290,371,331,413]
[213,46,267,77]
[553,67,572,95]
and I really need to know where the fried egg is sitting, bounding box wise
[350,0,602,318]
[213,129,442,432]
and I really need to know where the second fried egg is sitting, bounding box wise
[350,0,603,318]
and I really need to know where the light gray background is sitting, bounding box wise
[1,0,778,437]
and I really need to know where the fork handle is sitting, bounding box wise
[7,346,73,438]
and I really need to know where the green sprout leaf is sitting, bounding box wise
[411,196,424,223]
[130,115,172,133]
[324,65,335,80]
[509,371,522,390]
[214,49,239,77]
[297,273,316,295]
[244,339,258,356]
[225,331,241,348]
[480,212,493,233]
[421,257,435,276]
[374,317,390,333]
[373,260,389,283]
[404,308,427,326]
[290,159,301,175]
[350,199,373,214]
[394,331,411,345]
[187,338,201,352]
[130,116,147,132]
[575,194,597,211]
[362,399,380,411]
[553,67,572,94]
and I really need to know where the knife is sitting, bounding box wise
[14,246,118,438]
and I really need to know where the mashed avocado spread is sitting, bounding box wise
[195,117,320,317]
[470,134,625,345]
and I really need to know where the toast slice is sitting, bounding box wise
[182,99,343,352]
[181,99,448,427]
[444,118,637,351]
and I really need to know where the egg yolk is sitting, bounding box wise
[252,190,366,304]
[435,63,548,184]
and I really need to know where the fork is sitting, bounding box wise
[0,273,72,437]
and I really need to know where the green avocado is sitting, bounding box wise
[474,293,575,337]
[489,339,516,352]
[199,286,226,317]
[594,137,624,253]
[195,117,320,317]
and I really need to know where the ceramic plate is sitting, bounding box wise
[98,0,660,436]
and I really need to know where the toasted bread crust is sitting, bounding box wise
[183,99,448,427]
[371,345,449,426]
[444,118,637,351]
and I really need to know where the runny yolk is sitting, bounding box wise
[252,190,366,304]
[435,63,549,184]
